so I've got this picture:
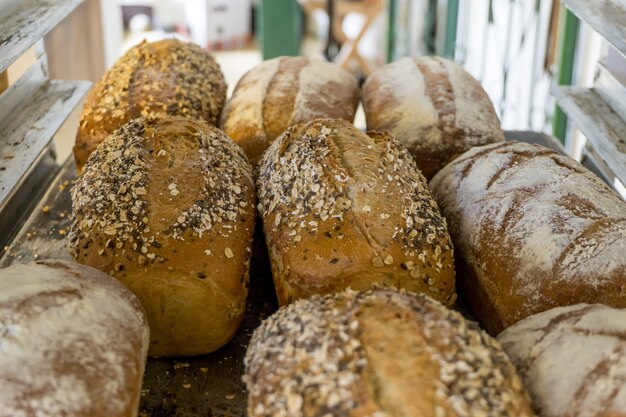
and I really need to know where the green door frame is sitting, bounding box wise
[553,8,580,143]
[444,0,459,59]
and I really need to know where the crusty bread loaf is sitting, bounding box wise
[498,304,626,417]
[430,141,626,335]
[70,115,255,357]
[245,287,534,417]
[220,56,360,164]
[0,259,149,417]
[257,118,456,306]
[74,39,227,171]
[362,56,504,179]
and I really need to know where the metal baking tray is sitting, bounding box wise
[0,131,564,416]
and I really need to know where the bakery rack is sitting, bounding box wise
[0,0,90,251]
[552,0,626,197]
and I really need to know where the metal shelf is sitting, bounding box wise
[0,0,83,73]
[0,75,90,211]
[552,84,626,188]
[563,0,626,57]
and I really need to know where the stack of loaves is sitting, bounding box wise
[1,40,626,417]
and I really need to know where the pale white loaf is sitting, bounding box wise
[0,260,149,417]
[498,304,626,417]
[220,56,360,164]
[362,56,504,179]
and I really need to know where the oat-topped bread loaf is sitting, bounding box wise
[257,118,455,306]
[430,141,626,335]
[245,287,534,417]
[498,304,626,417]
[0,260,149,417]
[220,56,360,164]
[70,115,255,357]
[74,39,227,171]
[362,56,504,179]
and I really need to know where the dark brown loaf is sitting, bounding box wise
[220,56,360,164]
[362,56,504,179]
[257,118,455,306]
[0,260,149,417]
[70,115,255,357]
[74,39,227,171]
[498,304,626,417]
[245,287,534,417]
[430,141,626,335]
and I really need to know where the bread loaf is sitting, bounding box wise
[220,56,360,164]
[498,304,626,417]
[430,141,626,335]
[0,260,149,417]
[70,115,255,356]
[74,39,227,171]
[257,118,455,306]
[245,287,534,417]
[362,56,504,179]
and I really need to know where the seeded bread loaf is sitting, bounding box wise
[0,260,149,417]
[70,116,255,357]
[430,141,626,335]
[245,287,534,417]
[498,304,626,417]
[362,56,504,179]
[74,39,227,171]
[220,56,360,165]
[257,118,455,306]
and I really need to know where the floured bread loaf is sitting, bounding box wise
[362,56,504,179]
[70,115,255,356]
[220,56,360,164]
[74,39,227,171]
[257,118,455,306]
[245,287,534,417]
[430,141,626,335]
[499,303,626,417]
[0,260,149,417]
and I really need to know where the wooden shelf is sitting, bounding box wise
[552,84,626,187]
[0,0,83,73]
[563,0,626,57]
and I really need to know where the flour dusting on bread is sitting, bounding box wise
[0,260,148,417]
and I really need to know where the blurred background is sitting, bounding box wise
[20,0,624,169]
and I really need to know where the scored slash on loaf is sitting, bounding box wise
[70,115,256,357]
[0,260,149,417]
[498,303,626,417]
[220,56,360,165]
[256,118,456,306]
[430,141,626,335]
[245,287,534,417]
[362,56,504,180]
[74,39,227,171]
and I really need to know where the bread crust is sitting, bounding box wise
[70,116,255,356]
[245,288,534,417]
[430,141,626,335]
[220,56,360,165]
[74,39,227,171]
[498,303,626,417]
[257,118,455,306]
[0,260,149,417]
[362,56,504,179]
